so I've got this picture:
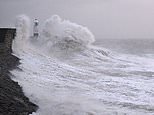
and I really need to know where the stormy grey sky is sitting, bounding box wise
[0,0,154,39]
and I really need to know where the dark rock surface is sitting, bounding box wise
[0,52,38,115]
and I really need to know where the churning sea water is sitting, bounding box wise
[95,39,154,55]
[11,15,154,115]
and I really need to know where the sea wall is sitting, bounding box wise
[0,28,16,53]
[0,28,38,115]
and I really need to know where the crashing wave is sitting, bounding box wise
[12,15,31,56]
[41,15,95,50]
[12,14,109,58]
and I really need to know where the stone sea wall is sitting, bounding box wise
[0,28,38,115]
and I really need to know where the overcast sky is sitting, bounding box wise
[0,0,154,39]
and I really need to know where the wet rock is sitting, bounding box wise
[0,52,38,115]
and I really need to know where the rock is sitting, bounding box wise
[0,52,38,115]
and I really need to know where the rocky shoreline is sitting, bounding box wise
[0,52,38,115]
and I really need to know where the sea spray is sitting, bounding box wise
[38,15,96,57]
[10,14,154,115]
[41,15,95,48]
[12,15,31,56]
[13,15,96,57]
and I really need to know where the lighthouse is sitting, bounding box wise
[33,19,39,38]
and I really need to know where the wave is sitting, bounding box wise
[11,14,154,115]
[12,15,31,56]
[12,15,104,58]
[42,15,95,48]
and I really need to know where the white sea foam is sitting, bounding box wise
[41,15,95,48]
[11,14,154,115]
[13,14,96,58]
[12,15,31,56]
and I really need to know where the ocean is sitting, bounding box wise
[11,15,154,115]
[95,39,154,55]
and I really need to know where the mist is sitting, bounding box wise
[0,0,154,39]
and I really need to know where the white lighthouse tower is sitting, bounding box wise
[33,19,39,38]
